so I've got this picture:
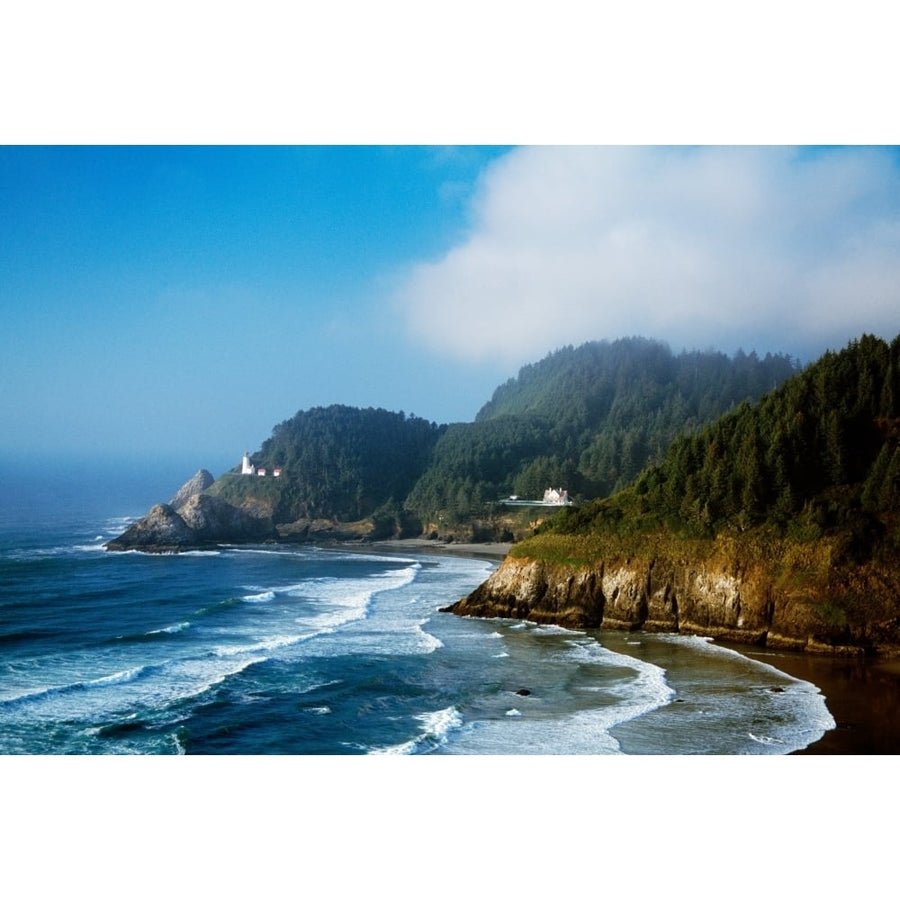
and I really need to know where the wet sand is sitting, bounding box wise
[734,645,900,754]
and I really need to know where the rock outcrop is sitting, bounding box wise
[275,517,377,543]
[444,550,900,656]
[105,502,198,552]
[106,477,276,553]
[175,493,275,543]
[168,469,215,509]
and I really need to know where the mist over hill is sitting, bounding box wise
[214,337,799,539]
[552,332,900,550]
[409,338,797,523]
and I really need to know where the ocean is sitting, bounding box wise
[0,458,836,755]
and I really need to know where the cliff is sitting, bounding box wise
[106,473,276,552]
[445,335,900,656]
[444,535,900,656]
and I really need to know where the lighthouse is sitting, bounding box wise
[241,451,256,475]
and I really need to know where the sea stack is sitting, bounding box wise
[105,470,276,552]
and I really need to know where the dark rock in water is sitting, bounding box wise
[169,469,215,510]
[515,688,531,696]
[106,493,276,553]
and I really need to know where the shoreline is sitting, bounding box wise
[735,646,900,754]
[123,534,897,754]
[366,537,513,560]
[363,539,899,754]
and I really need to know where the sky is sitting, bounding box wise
[3,143,900,474]
[3,144,900,474]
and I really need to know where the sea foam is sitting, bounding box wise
[372,706,464,755]
[241,590,277,603]
[146,622,191,635]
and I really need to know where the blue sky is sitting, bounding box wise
[3,145,900,475]
[1,146,511,471]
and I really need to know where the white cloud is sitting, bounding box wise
[396,146,900,364]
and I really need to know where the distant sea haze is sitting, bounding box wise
[0,458,834,755]
[0,454,214,527]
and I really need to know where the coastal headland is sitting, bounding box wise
[107,474,900,658]
[443,536,900,656]
[105,471,276,553]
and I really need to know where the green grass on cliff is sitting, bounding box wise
[511,514,836,578]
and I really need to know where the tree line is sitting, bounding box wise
[551,334,900,565]
[215,337,814,533]
[404,338,799,525]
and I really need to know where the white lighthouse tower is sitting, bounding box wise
[241,451,256,475]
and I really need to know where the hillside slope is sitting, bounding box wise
[210,405,443,532]
[110,337,804,549]
[448,334,900,655]
[404,338,798,530]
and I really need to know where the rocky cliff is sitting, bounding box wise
[106,473,276,552]
[168,468,215,509]
[444,543,900,656]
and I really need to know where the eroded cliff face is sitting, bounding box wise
[445,550,900,655]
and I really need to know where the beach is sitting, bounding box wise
[738,647,900,754]
[374,538,900,754]
[370,537,513,560]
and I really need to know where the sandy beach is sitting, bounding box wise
[370,538,512,560]
[736,646,900,754]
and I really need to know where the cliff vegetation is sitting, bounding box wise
[449,335,900,654]
[210,405,443,535]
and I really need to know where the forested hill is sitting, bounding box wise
[209,337,800,538]
[403,338,799,526]
[476,338,795,425]
[545,333,900,554]
[211,406,443,525]
[448,334,900,654]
